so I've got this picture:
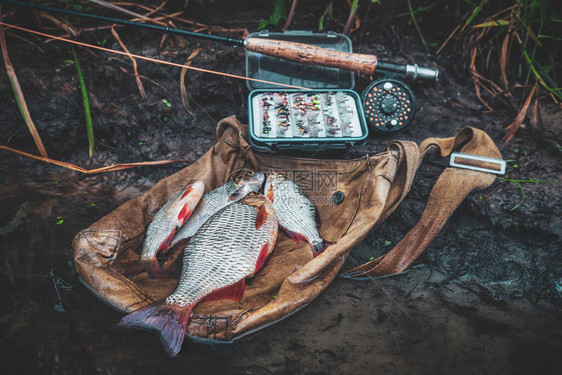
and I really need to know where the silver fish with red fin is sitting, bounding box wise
[171,171,265,247]
[118,193,278,356]
[124,180,205,277]
[264,172,329,257]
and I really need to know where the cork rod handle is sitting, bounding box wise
[245,38,378,76]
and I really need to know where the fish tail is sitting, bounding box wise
[311,240,333,258]
[158,230,178,254]
[118,301,193,357]
[122,259,163,278]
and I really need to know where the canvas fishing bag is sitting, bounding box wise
[72,116,502,343]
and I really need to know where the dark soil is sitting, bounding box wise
[1,1,561,374]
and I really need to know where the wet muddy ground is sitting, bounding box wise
[0,1,561,374]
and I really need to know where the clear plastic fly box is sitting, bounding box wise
[246,31,368,152]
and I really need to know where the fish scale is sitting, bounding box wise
[171,181,237,245]
[168,200,277,305]
[118,193,277,356]
[122,180,204,277]
[171,172,265,246]
[264,173,325,256]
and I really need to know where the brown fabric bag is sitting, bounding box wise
[72,116,501,343]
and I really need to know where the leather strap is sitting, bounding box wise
[343,127,502,278]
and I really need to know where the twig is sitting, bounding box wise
[180,48,203,115]
[501,82,538,144]
[112,1,168,17]
[0,12,48,158]
[87,0,159,23]
[282,0,298,31]
[116,66,169,95]
[5,31,45,52]
[436,24,460,55]
[0,145,192,174]
[36,11,79,37]
[111,26,146,100]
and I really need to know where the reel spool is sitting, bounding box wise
[361,78,416,133]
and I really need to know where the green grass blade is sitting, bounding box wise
[70,44,94,158]
[461,0,489,32]
[523,50,562,100]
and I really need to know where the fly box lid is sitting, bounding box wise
[246,31,368,152]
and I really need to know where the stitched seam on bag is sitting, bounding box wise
[189,315,230,338]
[85,230,154,305]
[254,152,392,175]
[231,306,265,326]
[108,267,154,305]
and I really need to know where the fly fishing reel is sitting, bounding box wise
[361,78,416,133]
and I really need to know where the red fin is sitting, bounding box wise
[123,259,163,278]
[177,204,193,223]
[311,240,333,258]
[180,186,193,199]
[255,205,269,229]
[118,301,193,357]
[254,243,270,273]
[228,185,247,202]
[202,279,246,302]
[158,230,177,253]
[284,228,308,244]
[266,184,274,202]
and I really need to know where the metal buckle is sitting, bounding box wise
[449,152,506,175]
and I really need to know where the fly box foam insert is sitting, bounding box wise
[248,90,368,151]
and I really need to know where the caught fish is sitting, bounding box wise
[124,180,205,276]
[118,193,278,356]
[171,171,265,247]
[264,172,329,257]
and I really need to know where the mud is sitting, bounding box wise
[0,1,561,374]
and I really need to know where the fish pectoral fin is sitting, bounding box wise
[254,242,270,273]
[180,185,194,199]
[158,229,178,254]
[266,184,274,202]
[284,228,308,244]
[228,184,251,202]
[255,205,269,229]
[118,301,193,357]
[201,279,246,303]
[177,203,194,223]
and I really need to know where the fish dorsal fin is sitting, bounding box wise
[266,184,274,203]
[202,279,246,302]
[228,184,251,202]
[158,229,177,253]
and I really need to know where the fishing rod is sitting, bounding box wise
[1,0,439,81]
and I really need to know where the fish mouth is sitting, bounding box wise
[266,171,286,185]
[234,170,265,189]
